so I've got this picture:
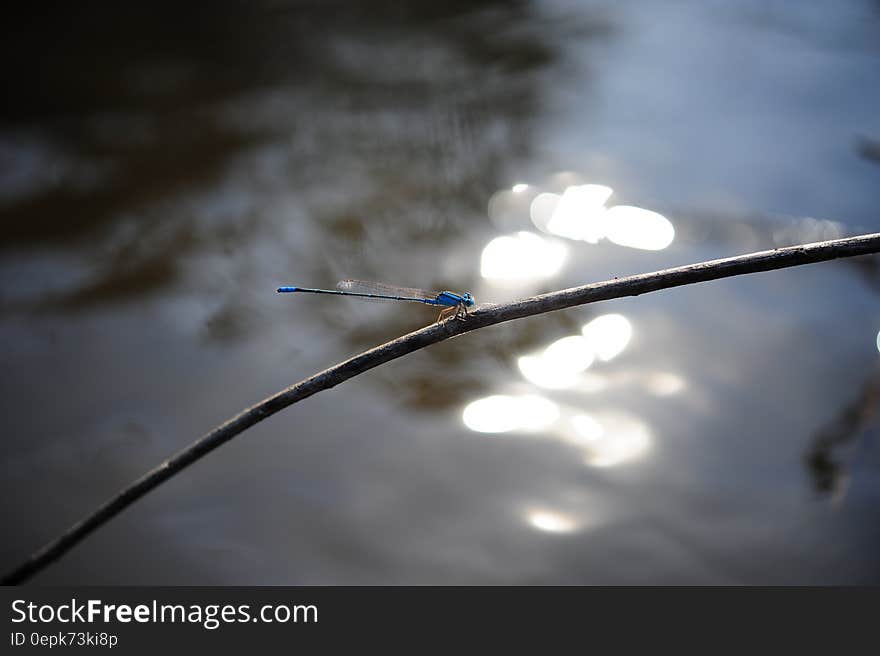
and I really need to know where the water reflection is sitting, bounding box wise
[487,187,539,231]
[566,369,687,397]
[1,0,578,584]
[3,0,879,585]
[524,179,674,250]
[518,353,581,389]
[545,184,612,242]
[643,371,686,397]
[479,231,566,280]
[524,507,581,534]
[518,335,594,389]
[462,394,559,434]
[566,412,652,467]
[466,308,651,471]
[805,362,880,500]
[528,191,561,232]
[463,393,653,469]
[516,314,632,389]
[603,206,675,250]
[569,413,604,441]
[581,313,632,362]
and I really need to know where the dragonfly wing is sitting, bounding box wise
[336,280,438,302]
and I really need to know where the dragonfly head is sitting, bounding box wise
[461,292,475,307]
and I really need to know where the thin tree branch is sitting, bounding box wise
[4,232,880,584]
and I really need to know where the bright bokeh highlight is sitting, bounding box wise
[603,205,675,250]
[480,231,566,280]
[462,394,559,433]
[545,184,612,242]
[542,335,595,373]
[518,355,578,389]
[525,508,580,534]
[643,371,686,396]
[518,335,595,389]
[528,191,560,232]
[568,414,604,443]
[574,413,651,467]
[527,183,673,251]
[581,314,632,361]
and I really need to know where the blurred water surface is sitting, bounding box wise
[1,0,879,583]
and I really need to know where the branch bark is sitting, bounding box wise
[4,232,880,584]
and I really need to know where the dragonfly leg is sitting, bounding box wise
[456,303,468,321]
[437,306,456,322]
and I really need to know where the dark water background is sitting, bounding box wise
[1,0,879,583]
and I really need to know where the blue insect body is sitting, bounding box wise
[277,279,474,320]
[433,291,475,308]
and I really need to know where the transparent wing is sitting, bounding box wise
[336,279,438,303]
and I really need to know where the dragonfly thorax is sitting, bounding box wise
[434,291,475,307]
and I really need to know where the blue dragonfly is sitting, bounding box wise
[277,279,476,321]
